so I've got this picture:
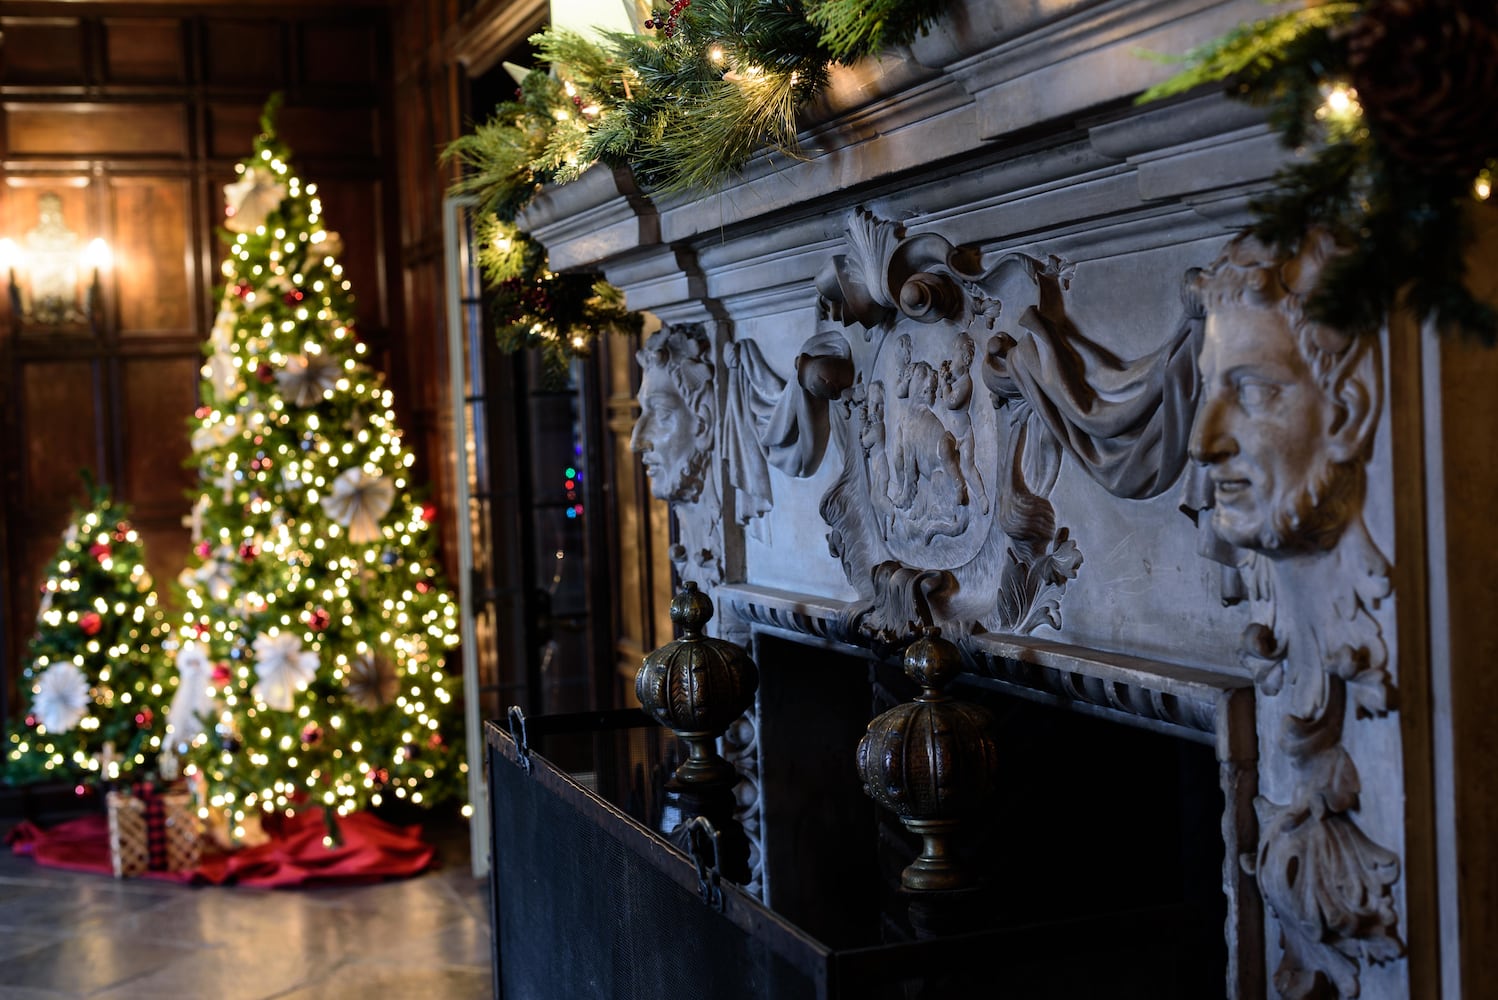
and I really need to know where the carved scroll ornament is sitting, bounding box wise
[778,209,1205,645]
[1185,232,1402,999]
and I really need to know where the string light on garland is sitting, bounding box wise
[471,216,639,380]
[1141,0,1498,339]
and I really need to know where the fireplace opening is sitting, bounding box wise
[755,635,1229,997]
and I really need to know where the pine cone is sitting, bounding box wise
[1347,0,1498,174]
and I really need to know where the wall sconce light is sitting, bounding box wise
[2,192,113,329]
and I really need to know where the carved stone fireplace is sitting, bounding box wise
[511,1,1485,995]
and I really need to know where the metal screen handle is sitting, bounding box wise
[684,816,725,912]
[507,706,532,774]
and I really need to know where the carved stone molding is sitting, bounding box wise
[1185,232,1402,998]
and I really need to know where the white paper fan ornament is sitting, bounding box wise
[32,661,91,733]
[275,352,339,407]
[223,167,287,234]
[167,641,214,743]
[321,468,395,544]
[346,651,400,710]
[252,632,318,711]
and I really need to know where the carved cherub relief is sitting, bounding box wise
[1186,232,1401,999]
[809,210,1202,644]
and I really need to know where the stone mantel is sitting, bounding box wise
[507,1,1481,996]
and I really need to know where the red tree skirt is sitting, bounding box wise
[6,810,435,887]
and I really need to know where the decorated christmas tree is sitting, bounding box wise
[5,481,172,787]
[176,97,462,837]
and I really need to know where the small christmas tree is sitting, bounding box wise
[5,481,172,786]
[177,96,462,836]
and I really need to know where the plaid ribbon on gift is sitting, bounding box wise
[134,783,168,870]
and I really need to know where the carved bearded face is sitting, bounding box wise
[1189,304,1357,554]
[630,361,710,502]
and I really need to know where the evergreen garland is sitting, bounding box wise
[444,0,947,370]
[1142,0,1498,341]
[476,217,642,383]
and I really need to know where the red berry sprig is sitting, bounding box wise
[644,0,692,38]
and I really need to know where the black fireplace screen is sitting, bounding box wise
[486,712,1214,1000]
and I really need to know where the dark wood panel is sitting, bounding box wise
[207,103,379,162]
[5,103,188,157]
[104,18,186,84]
[314,177,385,330]
[118,354,197,512]
[21,360,102,511]
[278,105,379,160]
[110,176,196,334]
[0,18,86,85]
[300,20,377,87]
[203,19,284,86]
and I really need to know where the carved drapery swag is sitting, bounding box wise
[723,209,1203,642]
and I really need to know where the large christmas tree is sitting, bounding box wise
[176,99,462,836]
[5,482,172,787]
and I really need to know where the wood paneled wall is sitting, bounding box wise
[0,4,408,719]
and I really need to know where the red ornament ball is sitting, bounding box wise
[415,580,431,594]
[283,288,305,305]
[301,723,323,747]
[233,283,252,299]
[419,502,438,523]
[195,541,212,558]
[306,607,331,631]
[195,406,212,420]
[89,542,112,562]
[79,611,103,636]
[194,621,212,639]
[211,663,231,684]
[428,732,444,749]
[239,542,258,561]
[255,363,274,384]
[135,707,154,728]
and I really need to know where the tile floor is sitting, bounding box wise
[0,819,492,999]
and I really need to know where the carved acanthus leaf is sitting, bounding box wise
[1254,791,1403,999]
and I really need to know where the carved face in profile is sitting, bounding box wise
[1188,234,1377,555]
[630,328,713,503]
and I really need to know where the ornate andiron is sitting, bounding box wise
[636,581,759,882]
[857,627,998,891]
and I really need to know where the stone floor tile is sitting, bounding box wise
[0,931,200,995]
[266,963,492,1000]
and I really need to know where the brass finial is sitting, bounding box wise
[856,628,998,891]
[637,582,758,789]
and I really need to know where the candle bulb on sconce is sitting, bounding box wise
[81,237,114,329]
[0,238,19,316]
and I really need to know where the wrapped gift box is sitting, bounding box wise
[106,784,200,877]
